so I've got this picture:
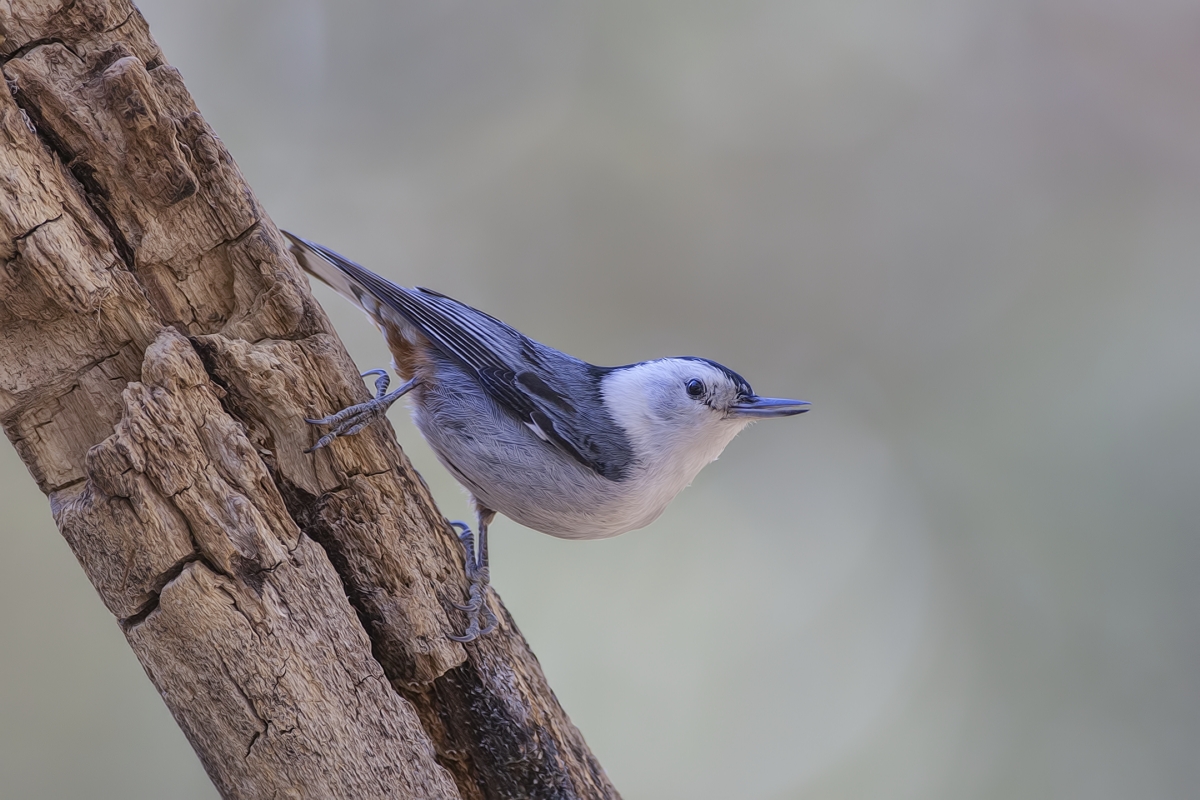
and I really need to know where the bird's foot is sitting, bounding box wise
[448,576,497,642]
[447,521,498,642]
[306,370,415,452]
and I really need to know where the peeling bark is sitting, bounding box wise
[0,3,619,799]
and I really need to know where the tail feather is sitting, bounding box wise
[283,230,428,377]
[282,230,377,313]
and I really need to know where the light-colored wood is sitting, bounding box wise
[0,2,619,798]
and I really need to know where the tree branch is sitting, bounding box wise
[0,2,618,798]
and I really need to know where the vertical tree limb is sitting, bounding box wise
[0,2,619,798]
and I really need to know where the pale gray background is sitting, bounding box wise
[3,1,1199,798]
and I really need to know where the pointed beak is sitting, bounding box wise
[727,396,811,419]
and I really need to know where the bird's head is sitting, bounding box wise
[601,357,809,473]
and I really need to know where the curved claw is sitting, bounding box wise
[448,563,495,640]
[361,369,391,398]
[305,429,344,453]
[452,578,485,612]
[478,604,499,636]
[448,601,498,642]
[444,515,496,641]
[447,626,481,643]
[449,521,483,576]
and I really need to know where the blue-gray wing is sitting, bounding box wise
[286,233,633,481]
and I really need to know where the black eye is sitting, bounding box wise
[685,379,705,398]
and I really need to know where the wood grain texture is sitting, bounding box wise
[60,329,460,799]
[0,2,620,798]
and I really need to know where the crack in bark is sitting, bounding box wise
[230,219,262,246]
[271,473,382,641]
[119,551,204,630]
[4,64,137,269]
[65,161,136,268]
[118,532,235,632]
[49,475,87,492]
[13,213,64,242]
[0,38,80,65]
[217,654,269,758]
[103,9,137,35]
[245,729,262,761]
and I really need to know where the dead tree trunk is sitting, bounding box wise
[0,3,619,799]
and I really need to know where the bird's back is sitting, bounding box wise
[285,232,640,512]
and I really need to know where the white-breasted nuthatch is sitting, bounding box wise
[285,232,809,641]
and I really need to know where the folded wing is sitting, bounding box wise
[284,231,633,481]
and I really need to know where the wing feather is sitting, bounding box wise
[284,232,633,480]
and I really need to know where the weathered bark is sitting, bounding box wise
[0,3,619,799]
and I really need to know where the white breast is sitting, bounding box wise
[598,362,750,533]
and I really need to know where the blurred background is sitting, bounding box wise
[3,1,1199,798]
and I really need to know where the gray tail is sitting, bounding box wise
[283,230,384,316]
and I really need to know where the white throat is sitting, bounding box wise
[601,362,749,527]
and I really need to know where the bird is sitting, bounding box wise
[284,231,810,642]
